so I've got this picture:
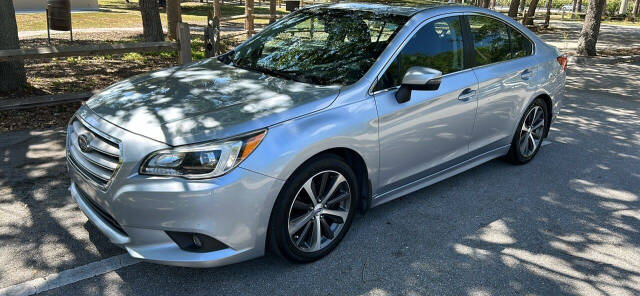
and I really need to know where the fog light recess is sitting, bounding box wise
[166,231,228,253]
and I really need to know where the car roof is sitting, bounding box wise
[311,2,454,17]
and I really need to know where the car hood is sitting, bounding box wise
[85,58,341,146]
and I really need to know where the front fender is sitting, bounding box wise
[239,98,379,191]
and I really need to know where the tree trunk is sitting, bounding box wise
[509,0,521,17]
[482,0,490,8]
[140,0,164,42]
[166,0,182,40]
[0,0,27,93]
[525,0,541,25]
[619,0,629,14]
[577,0,583,12]
[544,0,553,28]
[213,0,221,18]
[577,0,606,56]
[633,0,640,17]
[269,0,276,24]
[519,0,527,12]
[245,0,254,37]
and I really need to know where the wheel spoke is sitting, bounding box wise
[317,173,328,199]
[528,133,537,152]
[289,211,314,235]
[326,192,349,207]
[310,218,322,251]
[531,119,544,131]
[321,174,346,205]
[293,200,311,210]
[320,217,334,239]
[295,220,312,246]
[322,208,348,223]
[302,178,317,206]
[519,134,529,155]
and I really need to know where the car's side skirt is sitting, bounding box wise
[370,144,510,208]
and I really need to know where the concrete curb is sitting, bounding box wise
[569,55,640,65]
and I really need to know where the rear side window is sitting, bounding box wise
[374,16,465,91]
[510,28,533,58]
[467,15,510,66]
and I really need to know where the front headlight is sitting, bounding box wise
[140,130,266,179]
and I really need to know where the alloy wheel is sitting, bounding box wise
[518,105,545,158]
[287,170,351,252]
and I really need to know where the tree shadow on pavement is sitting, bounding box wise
[0,129,123,288]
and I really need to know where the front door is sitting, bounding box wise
[373,15,479,195]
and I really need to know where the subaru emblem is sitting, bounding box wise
[77,134,92,153]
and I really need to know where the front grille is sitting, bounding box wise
[67,118,121,189]
[76,186,128,236]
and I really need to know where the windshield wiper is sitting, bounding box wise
[233,63,304,82]
[217,50,236,64]
[255,66,298,81]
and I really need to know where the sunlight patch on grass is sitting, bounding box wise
[17,2,288,31]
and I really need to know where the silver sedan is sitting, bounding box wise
[66,3,566,267]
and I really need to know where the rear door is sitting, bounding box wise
[373,15,479,194]
[465,14,538,154]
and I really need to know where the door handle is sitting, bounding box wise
[458,88,475,102]
[521,69,533,80]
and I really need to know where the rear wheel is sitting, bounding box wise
[506,98,548,164]
[268,155,358,262]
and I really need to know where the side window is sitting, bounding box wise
[375,16,465,91]
[467,15,510,66]
[510,28,533,58]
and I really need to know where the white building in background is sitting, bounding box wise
[13,0,99,11]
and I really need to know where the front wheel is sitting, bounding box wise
[506,98,548,164]
[268,155,358,263]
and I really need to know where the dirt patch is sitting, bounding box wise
[1,31,247,132]
[1,31,179,99]
[598,47,640,57]
[0,102,81,132]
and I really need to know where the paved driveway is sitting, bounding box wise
[1,61,639,295]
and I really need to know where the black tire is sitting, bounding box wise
[506,98,549,165]
[267,154,358,263]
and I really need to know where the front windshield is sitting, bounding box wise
[219,8,408,85]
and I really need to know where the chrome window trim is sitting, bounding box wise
[66,115,123,192]
[367,10,539,95]
[463,12,537,70]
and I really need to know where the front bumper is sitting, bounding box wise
[67,108,285,267]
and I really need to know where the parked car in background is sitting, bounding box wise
[560,4,586,11]
[66,3,566,267]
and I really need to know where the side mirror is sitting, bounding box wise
[395,66,442,103]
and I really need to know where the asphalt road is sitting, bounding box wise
[1,61,639,295]
[538,21,640,52]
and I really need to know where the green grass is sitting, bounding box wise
[16,0,288,31]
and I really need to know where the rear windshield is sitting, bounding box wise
[219,8,409,85]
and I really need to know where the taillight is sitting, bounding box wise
[557,55,568,71]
